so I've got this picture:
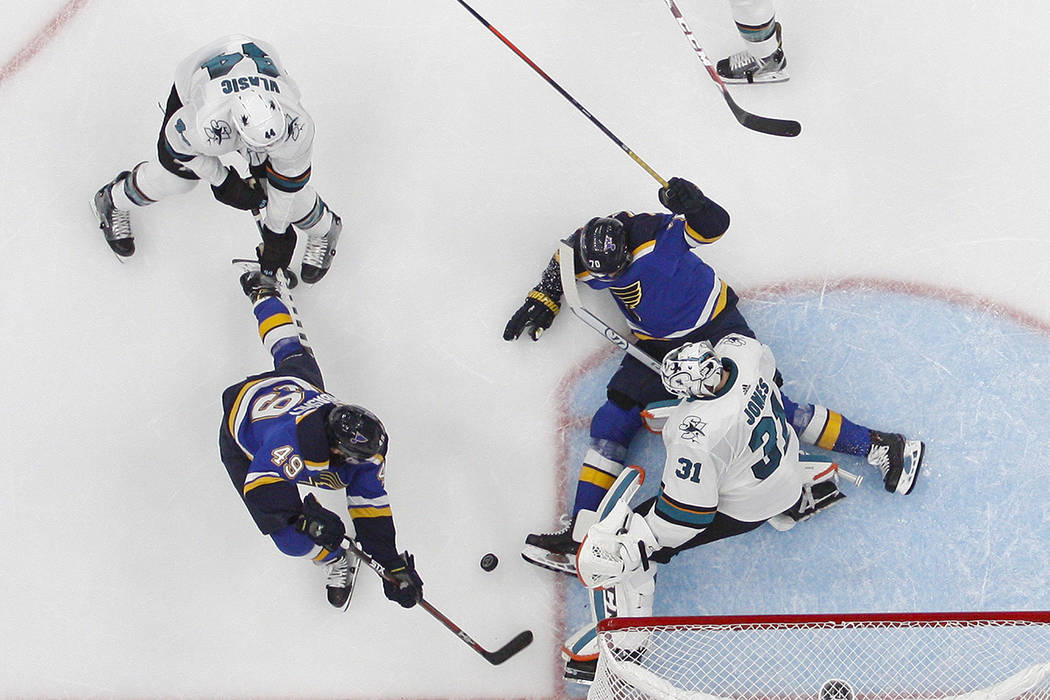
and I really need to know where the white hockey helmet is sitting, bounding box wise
[230,89,285,150]
[661,341,723,398]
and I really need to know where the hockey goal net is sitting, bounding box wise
[590,611,1050,700]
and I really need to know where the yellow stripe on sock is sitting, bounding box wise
[817,411,843,450]
[258,313,293,339]
[580,465,617,490]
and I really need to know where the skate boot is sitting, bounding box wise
[324,548,360,610]
[522,514,580,576]
[92,172,135,257]
[867,431,924,495]
[716,22,789,84]
[300,213,341,284]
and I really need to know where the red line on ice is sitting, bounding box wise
[0,0,89,85]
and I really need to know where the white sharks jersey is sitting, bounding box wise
[645,334,803,549]
[164,35,314,188]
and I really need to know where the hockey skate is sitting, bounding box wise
[716,23,789,84]
[521,514,580,576]
[324,548,360,610]
[867,431,924,495]
[91,172,135,257]
[300,213,341,284]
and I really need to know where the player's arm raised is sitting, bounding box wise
[658,177,731,245]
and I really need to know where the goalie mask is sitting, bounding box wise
[661,341,723,398]
[325,404,388,461]
[231,88,285,150]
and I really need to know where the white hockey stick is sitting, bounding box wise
[557,242,661,373]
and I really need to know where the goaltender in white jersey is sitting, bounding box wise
[92,35,342,284]
[649,333,803,547]
[562,334,848,684]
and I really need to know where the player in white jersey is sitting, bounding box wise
[716,0,789,84]
[563,335,844,683]
[91,35,342,283]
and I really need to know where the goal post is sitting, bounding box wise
[590,611,1050,700]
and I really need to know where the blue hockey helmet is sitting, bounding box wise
[578,217,630,278]
[325,404,388,461]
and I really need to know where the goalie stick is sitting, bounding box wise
[556,242,862,486]
[662,0,801,138]
[342,538,534,666]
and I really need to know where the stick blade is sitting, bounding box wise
[724,93,802,137]
[481,630,534,665]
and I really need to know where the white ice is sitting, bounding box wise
[1,1,1049,698]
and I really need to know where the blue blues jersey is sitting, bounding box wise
[221,295,398,566]
[569,210,731,340]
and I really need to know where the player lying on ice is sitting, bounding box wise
[92,35,342,283]
[219,261,422,610]
[562,335,853,684]
[502,176,924,576]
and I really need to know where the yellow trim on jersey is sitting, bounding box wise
[227,378,266,437]
[349,506,393,519]
[312,547,333,562]
[817,411,844,450]
[242,475,285,495]
[685,222,724,244]
[580,465,617,491]
[710,280,729,319]
[631,239,656,258]
[258,312,293,339]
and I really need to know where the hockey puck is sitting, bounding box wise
[480,553,499,571]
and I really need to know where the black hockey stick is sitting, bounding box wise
[455,0,668,187]
[342,538,533,665]
[663,0,801,137]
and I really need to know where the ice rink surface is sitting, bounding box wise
[2,1,1049,698]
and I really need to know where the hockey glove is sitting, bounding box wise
[239,269,278,302]
[503,291,560,341]
[212,168,267,211]
[258,224,297,278]
[294,494,346,552]
[382,552,423,608]
[658,177,706,215]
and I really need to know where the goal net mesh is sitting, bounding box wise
[590,612,1050,700]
